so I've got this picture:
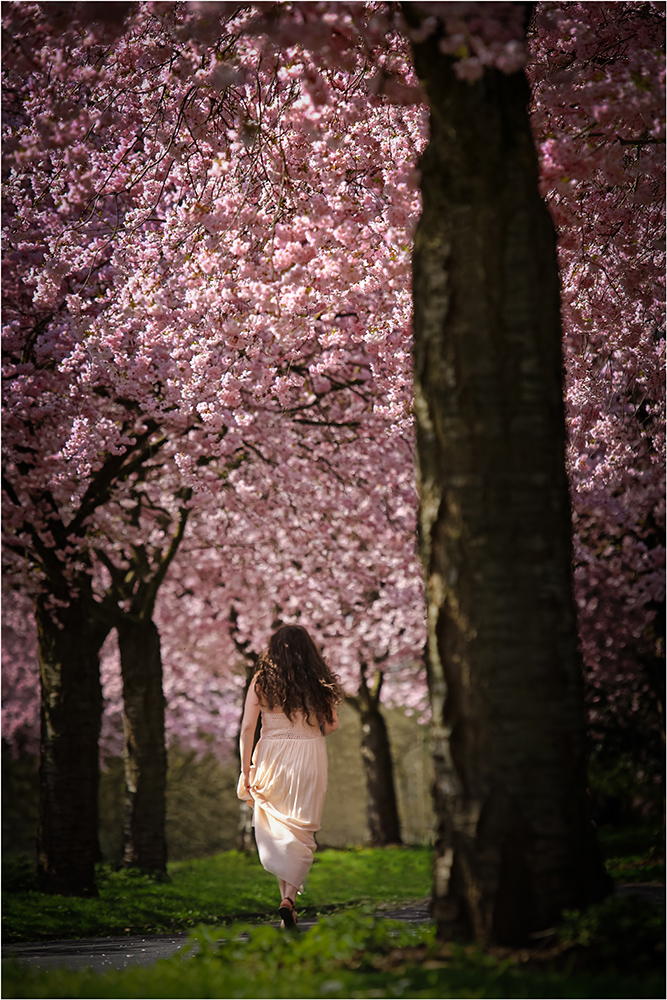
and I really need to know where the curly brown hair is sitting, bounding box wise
[254,624,343,727]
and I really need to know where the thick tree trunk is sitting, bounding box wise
[408,37,610,944]
[358,701,402,846]
[36,590,107,896]
[117,616,167,872]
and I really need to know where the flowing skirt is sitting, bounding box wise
[237,714,328,889]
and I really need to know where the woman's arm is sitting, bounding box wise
[321,706,339,736]
[239,675,261,788]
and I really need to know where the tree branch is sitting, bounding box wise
[67,425,165,536]
[141,492,193,620]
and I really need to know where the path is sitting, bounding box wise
[2,888,662,975]
[2,902,431,975]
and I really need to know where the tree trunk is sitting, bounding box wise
[348,663,402,846]
[408,35,610,944]
[358,701,402,846]
[35,590,108,896]
[236,661,260,852]
[117,616,167,872]
[236,801,256,852]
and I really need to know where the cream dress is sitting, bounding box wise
[237,710,328,889]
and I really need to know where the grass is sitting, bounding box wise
[2,904,665,999]
[3,823,662,944]
[597,823,665,883]
[2,826,663,998]
[1,846,432,943]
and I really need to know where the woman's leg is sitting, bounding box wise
[277,879,299,929]
[278,879,298,903]
[278,885,299,930]
[283,881,298,903]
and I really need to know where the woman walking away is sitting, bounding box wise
[237,624,342,929]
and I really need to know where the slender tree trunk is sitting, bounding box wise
[348,663,402,846]
[117,616,167,872]
[236,801,256,852]
[231,614,259,852]
[408,32,610,944]
[35,590,108,896]
[236,665,260,852]
[358,701,402,846]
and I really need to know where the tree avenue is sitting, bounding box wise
[175,445,429,846]
[2,0,426,893]
[2,1,664,944]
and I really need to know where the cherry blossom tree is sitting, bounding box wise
[404,1,611,944]
[399,0,663,944]
[2,1,663,939]
[2,0,425,891]
[1,590,40,758]
[176,430,428,846]
[529,0,665,801]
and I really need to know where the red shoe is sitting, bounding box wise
[278,896,298,930]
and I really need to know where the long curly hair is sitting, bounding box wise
[254,624,343,727]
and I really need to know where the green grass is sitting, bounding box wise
[597,823,665,883]
[2,905,664,999]
[3,825,663,945]
[2,833,664,999]
[3,824,664,944]
[2,846,432,943]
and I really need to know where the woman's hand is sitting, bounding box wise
[239,675,261,793]
[237,769,254,803]
[321,707,339,736]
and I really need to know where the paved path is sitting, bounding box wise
[2,888,662,976]
[2,902,432,975]
[2,933,193,975]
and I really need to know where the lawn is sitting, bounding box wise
[2,846,432,942]
[3,901,665,999]
[3,823,662,944]
[2,826,663,999]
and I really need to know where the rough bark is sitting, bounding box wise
[36,587,109,896]
[348,665,402,846]
[407,34,610,943]
[117,615,167,872]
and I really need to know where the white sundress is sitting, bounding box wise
[237,710,328,889]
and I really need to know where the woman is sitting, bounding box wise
[237,624,342,929]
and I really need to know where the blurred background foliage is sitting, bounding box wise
[3,704,435,862]
[4,697,662,868]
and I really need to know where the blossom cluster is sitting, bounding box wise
[529,2,665,764]
[2,0,429,757]
[1,2,663,771]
